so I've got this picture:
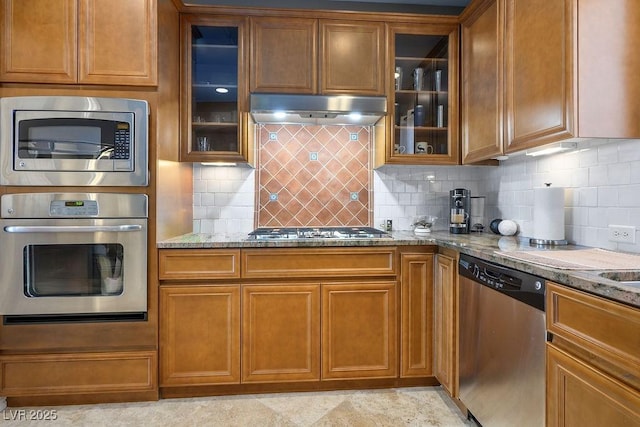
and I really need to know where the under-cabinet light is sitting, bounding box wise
[525,142,577,157]
[200,162,237,166]
[348,112,362,121]
[215,87,229,94]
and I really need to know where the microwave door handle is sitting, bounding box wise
[3,225,143,233]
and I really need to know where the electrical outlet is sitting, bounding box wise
[608,225,636,243]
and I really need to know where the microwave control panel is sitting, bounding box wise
[50,200,99,217]
[112,123,131,160]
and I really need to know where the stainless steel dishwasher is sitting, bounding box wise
[458,254,546,427]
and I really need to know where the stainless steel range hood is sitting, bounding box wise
[250,93,387,125]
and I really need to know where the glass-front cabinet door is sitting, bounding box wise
[384,24,459,165]
[180,15,249,162]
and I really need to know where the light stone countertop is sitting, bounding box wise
[158,230,640,308]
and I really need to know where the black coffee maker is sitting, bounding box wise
[449,188,470,234]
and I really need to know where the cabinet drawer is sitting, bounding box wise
[546,283,640,377]
[242,247,396,279]
[159,249,241,280]
[0,351,157,396]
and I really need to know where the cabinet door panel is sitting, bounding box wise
[400,253,433,378]
[322,281,397,380]
[383,23,460,166]
[546,283,640,383]
[433,252,457,396]
[0,351,156,396]
[0,0,77,83]
[78,0,157,85]
[547,344,640,427]
[251,17,317,93]
[320,21,385,95]
[180,15,248,162]
[242,284,320,383]
[160,286,240,386]
[461,0,503,163]
[505,0,575,151]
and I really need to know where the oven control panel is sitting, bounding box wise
[50,200,99,216]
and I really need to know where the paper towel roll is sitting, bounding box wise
[533,186,565,241]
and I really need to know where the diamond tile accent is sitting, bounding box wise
[257,124,372,228]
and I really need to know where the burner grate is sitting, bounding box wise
[247,227,390,240]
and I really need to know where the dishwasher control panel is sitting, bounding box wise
[459,254,545,311]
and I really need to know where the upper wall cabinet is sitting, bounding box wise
[377,23,459,166]
[0,0,157,86]
[461,0,640,164]
[180,15,251,163]
[250,17,385,95]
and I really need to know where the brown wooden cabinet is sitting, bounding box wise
[250,17,384,95]
[546,283,640,426]
[241,283,320,383]
[159,246,447,393]
[322,281,397,380]
[0,0,157,85]
[461,0,640,163]
[460,0,503,164]
[160,285,240,386]
[379,22,459,166]
[0,351,157,398]
[400,251,434,378]
[547,344,640,427]
[433,249,458,397]
[180,14,250,163]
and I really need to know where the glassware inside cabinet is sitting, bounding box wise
[393,33,449,156]
[191,25,239,153]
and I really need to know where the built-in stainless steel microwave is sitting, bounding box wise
[0,96,148,186]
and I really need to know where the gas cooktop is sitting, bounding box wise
[247,227,391,240]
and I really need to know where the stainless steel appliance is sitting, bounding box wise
[250,94,387,125]
[248,226,390,240]
[0,96,148,186]
[449,188,470,234]
[458,254,545,427]
[0,193,148,316]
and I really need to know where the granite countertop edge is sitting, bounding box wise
[158,230,640,308]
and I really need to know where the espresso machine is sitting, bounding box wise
[449,188,470,234]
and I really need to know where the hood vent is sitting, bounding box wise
[250,94,387,126]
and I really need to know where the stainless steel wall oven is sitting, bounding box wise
[0,193,148,318]
[0,96,148,186]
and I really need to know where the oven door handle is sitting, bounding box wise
[3,225,143,233]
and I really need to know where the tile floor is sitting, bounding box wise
[1,387,475,426]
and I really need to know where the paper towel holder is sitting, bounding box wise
[529,183,568,246]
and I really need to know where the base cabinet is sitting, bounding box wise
[0,351,157,398]
[160,285,240,386]
[433,250,458,397]
[322,281,397,380]
[242,284,320,383]
[400,252,434,378]
[547,344,640,427]
[158,247,442,394]
[546,282,640,426]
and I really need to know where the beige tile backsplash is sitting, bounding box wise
[255,124,372,228]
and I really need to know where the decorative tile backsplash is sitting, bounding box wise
[255,124,372,227]
[193,132,640,253]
